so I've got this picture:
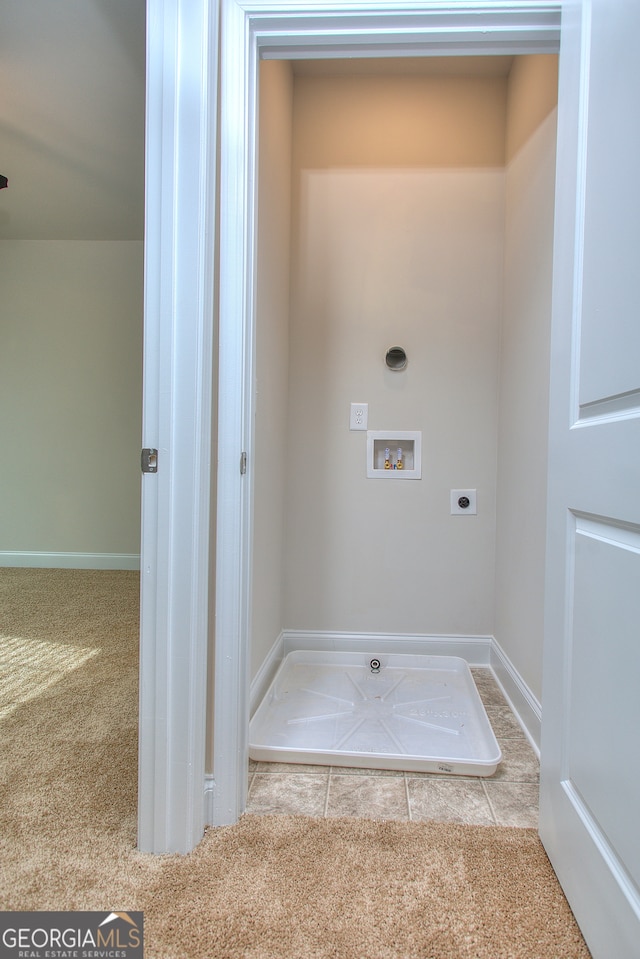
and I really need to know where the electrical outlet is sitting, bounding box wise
[451,489,477,515]
[350,402,368,431]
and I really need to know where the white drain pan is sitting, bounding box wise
[249,651,502,776]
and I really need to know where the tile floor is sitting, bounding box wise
[247,668,539,828]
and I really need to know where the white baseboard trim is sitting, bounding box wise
[250,631,285,716]
[0,551,141,570]
[490,638,542,754]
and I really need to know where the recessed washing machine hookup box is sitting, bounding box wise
[366,430,422,479]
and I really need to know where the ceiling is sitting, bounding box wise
[0,0,146,241]
[0,2,513,242]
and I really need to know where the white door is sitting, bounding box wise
[539,1,640,955]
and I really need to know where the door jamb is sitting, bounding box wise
[212,0,562,828]
[137,0,218,854]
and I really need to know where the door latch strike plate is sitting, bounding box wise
[240,451,247,475]
[141,448,158,473]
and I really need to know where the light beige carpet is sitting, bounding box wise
[0,569,591,958]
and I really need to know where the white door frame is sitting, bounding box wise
[137,0,219,854]
[212,0,562,827]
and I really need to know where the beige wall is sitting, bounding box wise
[0,240,143,561]
[283,166,503,634]
[252,61,293,674]
[293,73,507,168]
[281,71,507,637]
[494,57,558,700]
[505,55,559,162]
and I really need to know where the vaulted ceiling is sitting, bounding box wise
[0,0,145,241]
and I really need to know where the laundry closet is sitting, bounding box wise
[249,54,558,753]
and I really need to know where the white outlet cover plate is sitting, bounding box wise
[349,402,368,430]
[451,489,477,514]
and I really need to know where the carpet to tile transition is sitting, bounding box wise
[0,569,591,958]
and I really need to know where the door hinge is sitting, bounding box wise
[141,448,158,473]
[240,451,247,475]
